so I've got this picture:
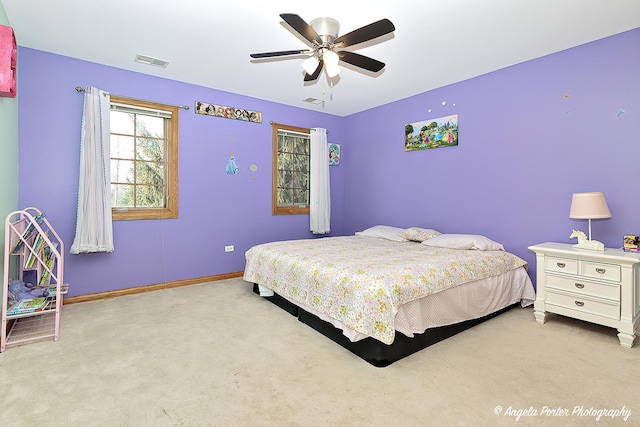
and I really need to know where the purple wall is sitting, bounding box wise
[343,28,640,282]
[17,28,640,296]
[17,49,345,297]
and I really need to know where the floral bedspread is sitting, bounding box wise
[243,236,527,344]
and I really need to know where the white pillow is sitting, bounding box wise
[400,227,441,242]
[355,225,407,242]
[421,234,504,251]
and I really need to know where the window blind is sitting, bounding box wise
[110,102,172,118]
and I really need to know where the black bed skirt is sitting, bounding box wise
[252,283,517,367]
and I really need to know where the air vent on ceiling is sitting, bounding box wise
[134,54,169,68]
[303,97,324,105]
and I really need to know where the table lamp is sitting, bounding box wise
[569,192,611,250]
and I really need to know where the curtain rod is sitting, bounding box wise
[75,86,190,110]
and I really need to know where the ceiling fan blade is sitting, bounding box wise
[339,51,385,72]
[334,19,395,47]
[304,59,324,81]
[250,49,309,59]
[280,13,322,45]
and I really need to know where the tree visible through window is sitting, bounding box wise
[109,95,179,220]
[272,123,310,215]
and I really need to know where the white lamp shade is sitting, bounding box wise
[323,50,339,67]
[302,56,319,75]
[569,192,611,219]
[326,63,340,78]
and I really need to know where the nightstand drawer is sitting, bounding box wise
[545,257,578,275]
[581,261,621,282]
[547,276,620,301]
[546,289,620,320]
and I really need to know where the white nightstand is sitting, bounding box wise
[528,242,640,348]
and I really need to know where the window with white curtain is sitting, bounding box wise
[109,95,179,220]
[272,123,310,215]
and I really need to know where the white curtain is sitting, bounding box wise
[310,128,331,234]
[70,87,114,254]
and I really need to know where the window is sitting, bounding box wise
[109,95,179,220]
[272,123,310,215]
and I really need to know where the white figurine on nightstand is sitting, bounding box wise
[570,229,604,251]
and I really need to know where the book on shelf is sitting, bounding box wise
[43,283,67,299]
[6,297,49,315]
[38,243,58,286]
[23,230,49,269]
[11,212,46,254]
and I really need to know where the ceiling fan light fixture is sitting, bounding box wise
[250,14,395,83]
[302,56,319,74]
[326,63,340,78]
[323,50,339,67]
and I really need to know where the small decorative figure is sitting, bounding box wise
[226,153,239,175]
[569,229,604,251]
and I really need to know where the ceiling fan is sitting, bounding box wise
[250,14,395,82]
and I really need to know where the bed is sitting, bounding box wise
[243,226,536,367]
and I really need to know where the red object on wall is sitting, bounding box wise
[0,24,17,98]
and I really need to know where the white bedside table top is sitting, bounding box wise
[528,242,640,264]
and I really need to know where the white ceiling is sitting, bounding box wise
[3,0,640,116]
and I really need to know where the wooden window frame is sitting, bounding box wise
[110,95,179,220]
[272,123,310,215]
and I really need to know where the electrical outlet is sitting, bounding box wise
[224,245,234,252]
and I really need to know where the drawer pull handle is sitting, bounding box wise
[556,262,566,268]
[596,268,606,274]
[575,301,585,307]
[575,283,585,289]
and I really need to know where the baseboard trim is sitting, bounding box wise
[63,271,245,305]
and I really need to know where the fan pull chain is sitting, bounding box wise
[330,79,334,102]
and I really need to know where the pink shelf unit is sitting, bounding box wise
[2,207,65,352]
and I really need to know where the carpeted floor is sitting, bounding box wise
[0,278,637,426]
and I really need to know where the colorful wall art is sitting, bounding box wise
[195,100,262,123]
[329,143,340,166]
[405,114,458,151]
